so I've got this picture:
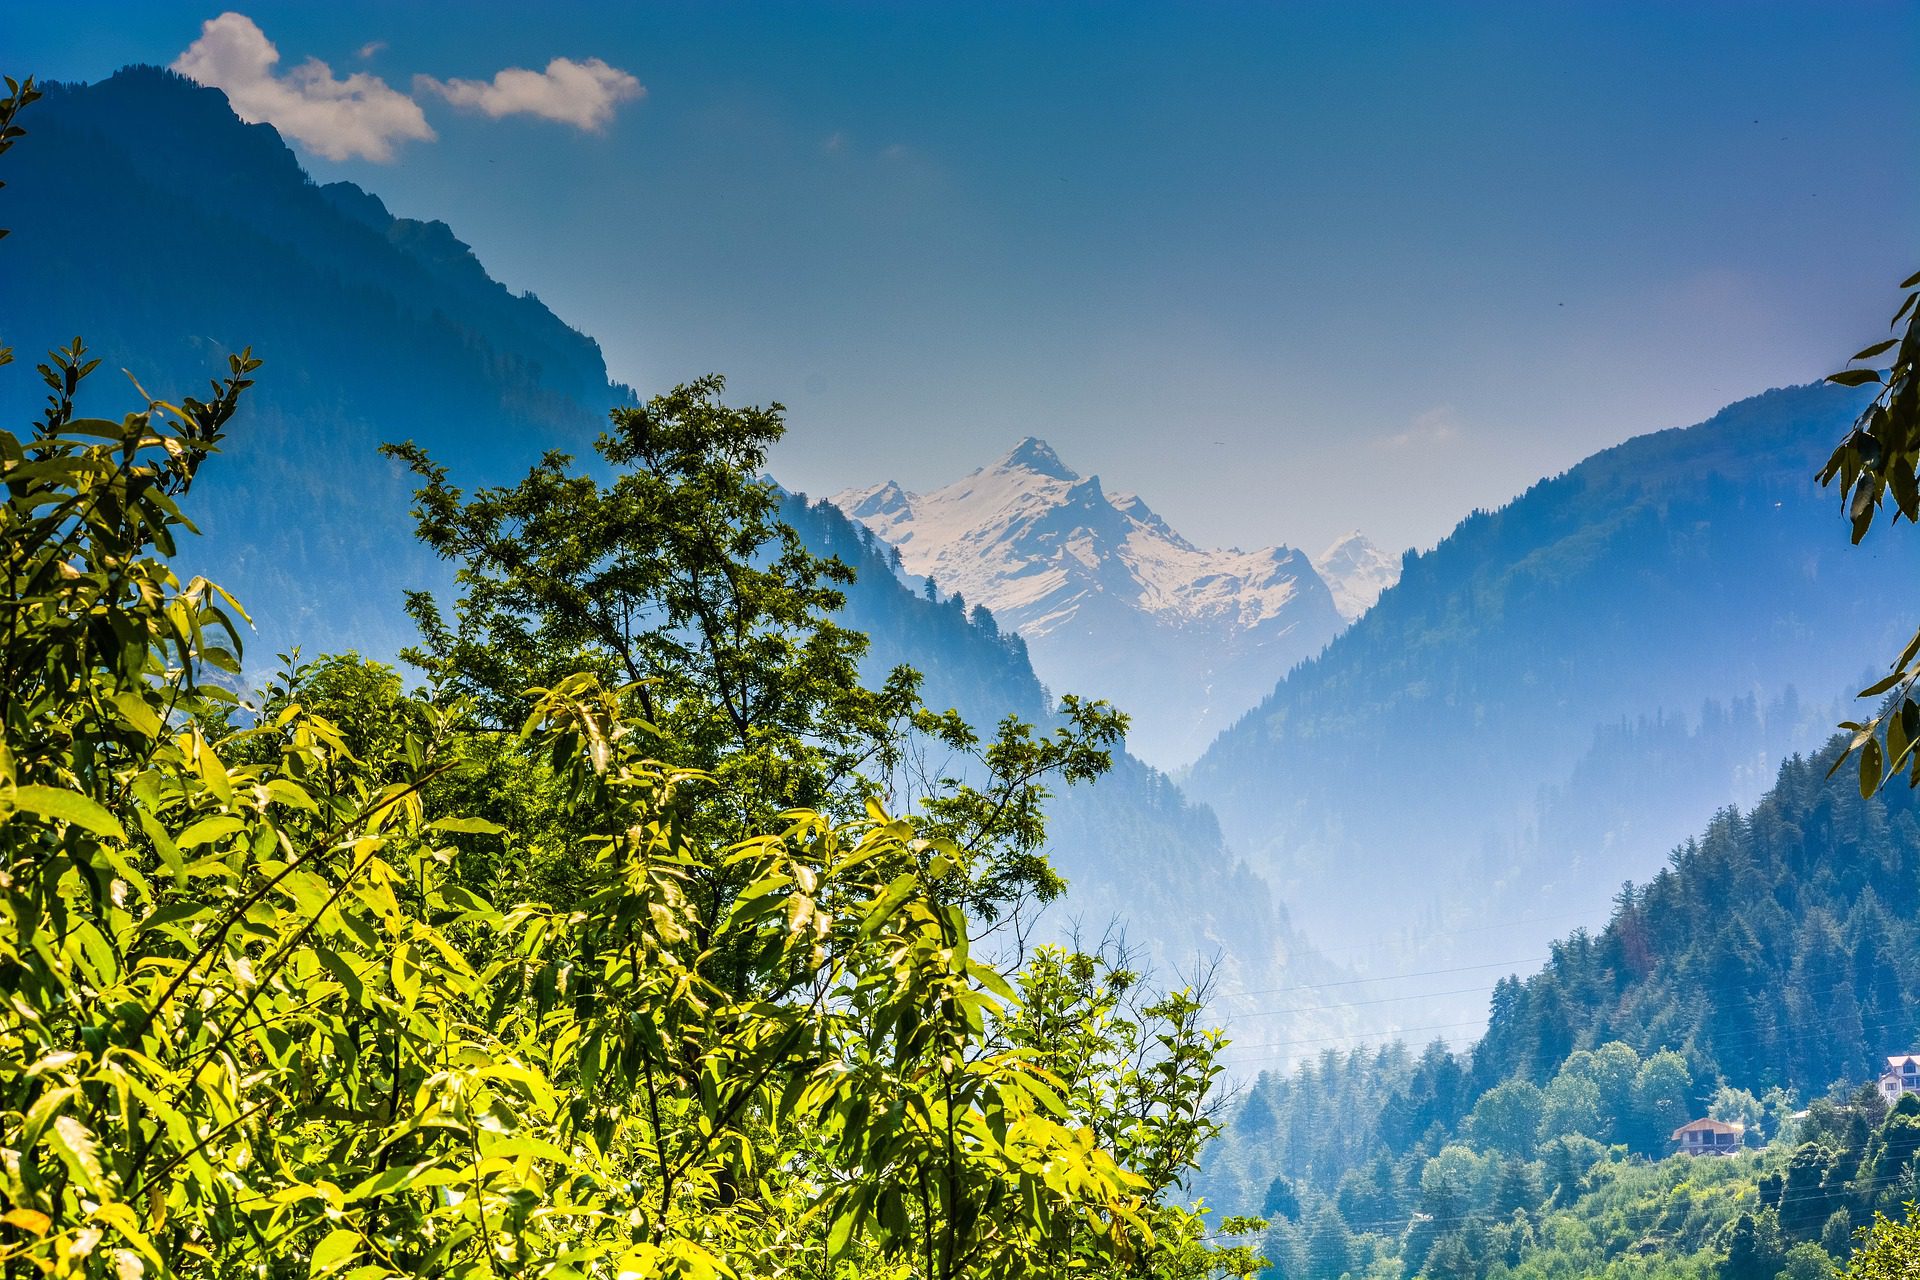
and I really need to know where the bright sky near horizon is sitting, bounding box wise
[10,2,1918,555]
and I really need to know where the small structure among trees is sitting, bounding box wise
[1671,1117,1744,1156]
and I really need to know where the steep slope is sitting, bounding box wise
[1465,735,1920,1101]
[833,438,1348,767]
[1185,383,1918,967]
[0,66,631,662]
[1311,531,1402,622]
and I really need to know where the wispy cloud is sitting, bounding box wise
[416,58,643,132]
[1377,406,1462,451]
[172,12,434,163]
[174,14,644,161]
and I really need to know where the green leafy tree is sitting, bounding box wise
[1818,268,1920,796]
[1711,1086,1767,1138]
[1467,1080,1543,1159]
[1843,1202,1920,1280]
[1780,1241,1838,1280]
[1723,1210,1786,1280]
[1536,1073,1605,1146]
[1630,1050,1696,1154]
[384,379,1124,927]
[1302,1203,1352,1280]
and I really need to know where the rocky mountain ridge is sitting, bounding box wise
[834,438,1395,766]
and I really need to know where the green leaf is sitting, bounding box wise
[826,1209,857,1260]
[135,809,188,884]
[390,944,422,1008]
[860,872,919,938]
[1859,670,1909,699]
[1859,735,1884,798]
[315,947,366,1004]
[47,1114,107,1194]
[9,784,127,840]
[1853,338,1900,361]
[176,815,244,849]
[110,692,164,739]
[345,1161,440,1203]
[309,1227,360,1275]
[425,815,507,836]
[263,778,318,812]
[1827,369,1884,388]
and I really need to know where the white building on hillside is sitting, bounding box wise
[1880,1053,1920,1102]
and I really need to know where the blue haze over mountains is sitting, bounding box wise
[1185,382,1920,979]
[1,68,1339,1050]
[7,67,1917,1060]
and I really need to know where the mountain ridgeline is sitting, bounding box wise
[1,66,632,661]
[834,439,1397,767]
[0,65,1327,1041]
[1187,382,1920,970]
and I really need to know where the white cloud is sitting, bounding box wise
[357,41,387,60]
[1377,406,1462,451]
[416,57,643,132]
[172,13,433,163]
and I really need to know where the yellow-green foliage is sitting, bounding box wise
[1844,1202,1920,1280]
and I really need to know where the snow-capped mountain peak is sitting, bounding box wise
[995,435,1078,481]
[830,440,1350,766]
[1311,531,1403,621]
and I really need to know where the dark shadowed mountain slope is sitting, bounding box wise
[0,66,631,660]
[1187,383,1918,965]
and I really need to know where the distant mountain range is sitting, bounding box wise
[14,64,1912,1067]
[1186,381,1920,978]
[833,439,1397,766]
[0,65,1346,1052]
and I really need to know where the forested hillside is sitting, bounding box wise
[1197,729,1920,1277]
[1188,383,1917,974]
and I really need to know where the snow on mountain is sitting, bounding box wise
[1312,531,1402,621]
[832,438,1347,767]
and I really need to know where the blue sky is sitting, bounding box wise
[11,2,1917,553]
